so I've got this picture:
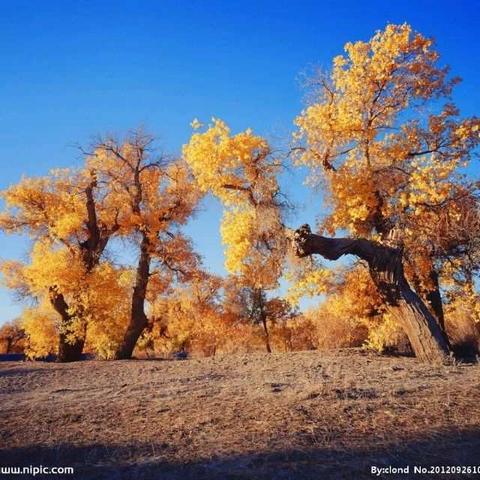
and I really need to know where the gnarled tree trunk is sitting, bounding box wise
[114,233,151,360]
[411,268,446,332]
[293,225,451,364]
[50,289,85,362]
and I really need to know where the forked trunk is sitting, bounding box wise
[294,225,451,364]
[115,234,151,360]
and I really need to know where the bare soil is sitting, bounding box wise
[1,349,480,479]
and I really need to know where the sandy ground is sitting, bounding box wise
[1,349,480,479]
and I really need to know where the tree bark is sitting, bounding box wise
[251,288,272,353]
[293,224,451,364]
[114,233,151,359]
[261,316,272,354]
[50,289,85,362]
[411,267,446,332]
[425,269,445,331]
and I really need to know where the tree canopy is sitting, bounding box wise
[1,24,479,363]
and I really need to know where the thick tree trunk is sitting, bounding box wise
[50,289,85,362]
[115,233,151,360]
[294,224,451,364]
[58,331,85,363]
[411,268,446,332]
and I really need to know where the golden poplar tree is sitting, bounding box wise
[291,24,480,362]
[184,119,287,352]
[0,167,124,361]
[87,132,202,359]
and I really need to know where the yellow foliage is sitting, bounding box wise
[1,241,134,359]
[146,275,231,357]
[1,25,479,362]
[292,22,480,349]
[1,131,203,360]
[21,300,59,359]
[0,170,86,241]
[286,264,335,306]
[364,311,406,353]
[444,287,480,354]
[184,119,285,290]
[82,265,133,359]
[0,319,25,354]
[24,241,86,296]
[220,208,256,274]
[294,23,479,250]
[288,262,409,352]
[183,119,272,205]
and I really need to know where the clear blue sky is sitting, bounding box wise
[1,0,479,323]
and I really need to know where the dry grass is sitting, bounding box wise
[1,350,480,479]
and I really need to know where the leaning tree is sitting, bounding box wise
[292,224,450,362]
[290,24,480,363]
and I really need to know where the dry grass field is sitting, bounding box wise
[1,350,480,479]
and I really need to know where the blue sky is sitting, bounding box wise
[1,0,479,323]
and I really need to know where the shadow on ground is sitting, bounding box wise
[1,428,479,479]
